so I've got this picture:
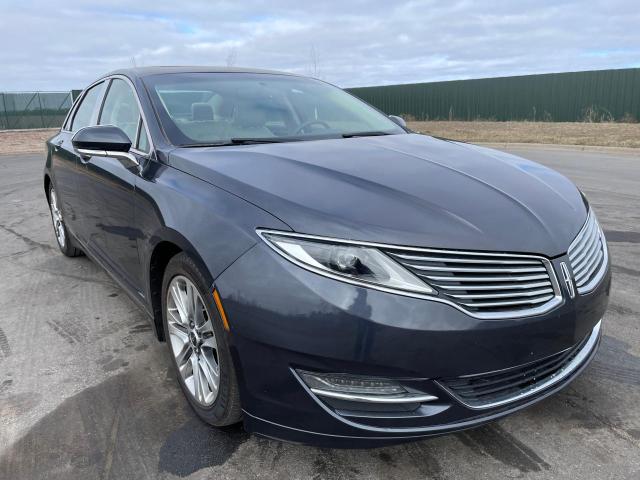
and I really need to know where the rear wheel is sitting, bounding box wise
[162,253,242,426]
[48,185,82,257]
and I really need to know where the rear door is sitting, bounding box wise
[51,81,106,242]
[77,77,148,293]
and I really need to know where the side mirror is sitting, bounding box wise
[388,115,407,128]
[72,125,139,167]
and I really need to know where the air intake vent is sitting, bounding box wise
[385,248,562,319]
[438,320,601,409]
[568,210,608,294]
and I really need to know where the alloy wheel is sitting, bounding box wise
[49,188,66,248]
[167,275,220,406]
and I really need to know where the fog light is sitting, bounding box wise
[296,370,438,404]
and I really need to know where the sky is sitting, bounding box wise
[1,0,639,91]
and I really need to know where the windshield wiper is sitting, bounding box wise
[341,131,392,138]
[182,133,390,148]
[229,138,286,144]
[180,138,289,148]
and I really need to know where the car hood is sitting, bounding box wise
[168,134,587,257]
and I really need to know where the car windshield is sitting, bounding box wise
[143,72,406,146]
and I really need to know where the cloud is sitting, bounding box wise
[1,0,639,90]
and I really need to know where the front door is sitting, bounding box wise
[52,81,106,242]
[76,78,148,294]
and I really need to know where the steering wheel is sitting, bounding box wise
[295,120,331,134]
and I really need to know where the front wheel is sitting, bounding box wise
[48,185,82,257]
[162,252,242,426]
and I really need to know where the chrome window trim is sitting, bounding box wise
[64,81,107,133]
[62,78,108,133]
[257,228,564,320]
[62,88,93,133]
[567,210,609,295]
[61,93,79,132]
[436,320,601,410]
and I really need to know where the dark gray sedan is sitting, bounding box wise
[44,67,610,447]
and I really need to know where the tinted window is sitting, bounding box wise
[137,120,149,152]
[71,83,103,132]
[143,73,405,146]
[99,79,141,143]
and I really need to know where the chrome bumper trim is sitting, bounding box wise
[310,388,438,404]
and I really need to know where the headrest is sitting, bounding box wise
[114,102,135,124]
[216,97,236,119]
[191,103,214,121]
[234,102,267,128]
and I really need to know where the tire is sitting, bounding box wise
[48,185,83,257]
[162,252,242,426]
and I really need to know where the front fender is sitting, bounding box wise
[135,161,290,304]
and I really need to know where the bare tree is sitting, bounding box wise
[226,47,238,67]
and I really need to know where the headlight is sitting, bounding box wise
[258,230,434,295]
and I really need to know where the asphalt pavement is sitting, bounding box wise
[0,145,638,479]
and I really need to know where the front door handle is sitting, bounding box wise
[53,139,64,151]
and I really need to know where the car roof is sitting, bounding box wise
[105,66,300,79]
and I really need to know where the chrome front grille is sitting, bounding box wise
[385,248,562,319]
[568,210,608,294]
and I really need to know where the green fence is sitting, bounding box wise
[347,68,640,122]
[3,68,640,129]
[0,91,74,130]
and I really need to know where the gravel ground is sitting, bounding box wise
[0,147,638,479]
[0,129,57,155]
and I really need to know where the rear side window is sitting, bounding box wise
[99,79,142,143]
[71,83,103,132]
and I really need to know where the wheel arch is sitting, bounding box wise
[147,228,214,341]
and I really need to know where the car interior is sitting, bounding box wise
[154,79,380,143]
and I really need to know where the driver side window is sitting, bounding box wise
[70,82,103,132]
[99,79,142,145]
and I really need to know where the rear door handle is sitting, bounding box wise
[54,139,64,151]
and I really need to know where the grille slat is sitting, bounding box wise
[568,215,596,257]
[569,219,598,263]
[435,280,552,291]
[449,287,554,300]
[390,253,540,265]
[458,294,554,309]
[567,211,607,294]
[419,273,550,283]
[573,243,600,278]
[571,227,600,272]
[405,264,547,274]
[575,251,603,286]
[386,249,561,318]
[575,245,602,278]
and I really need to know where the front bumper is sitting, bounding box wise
[215,242,611,448]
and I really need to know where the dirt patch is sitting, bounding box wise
[0,129,57,155]
[407,121,640,148]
